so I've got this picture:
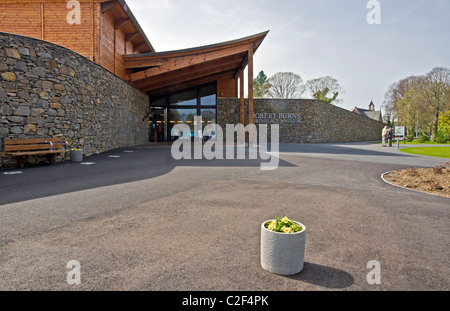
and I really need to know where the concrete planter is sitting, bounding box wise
[70,149,83,162]
[260,220,306,275]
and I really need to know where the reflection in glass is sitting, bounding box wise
[200,84,217,106]
[149,108,165,142]
[151,96,166,107]
[201,109,216,138]
[169,109,196,139]
[170,89,197,106]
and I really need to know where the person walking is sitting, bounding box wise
[382,126,388,147]
[388,127,393,147]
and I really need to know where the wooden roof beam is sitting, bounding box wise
[101,1,118,13]
[133,42,148,52]
[115,18,131,30]
[125,32,139,42]
[127,46,250,81]
[234,51,249,78]
[145,70,237,96]
[125,43,252,68]
[124,59,169,69]
[132,56,243,91]
[126,31,268,61]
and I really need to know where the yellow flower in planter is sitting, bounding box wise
[282,226,293,234]
[268,221,276,231]
[265,216,302,234]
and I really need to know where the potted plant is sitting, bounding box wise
[261,216,306,275]
[70,148,83,162]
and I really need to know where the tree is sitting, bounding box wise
[305,76,344,104]
[382,76,421,122]
[382,82,400,125]
[382,75,433,135]
[419,67,450,141]
[268,72,305,99]
[253,70,271,98]
[311,88,338,104]
[437,111,450,143]
[397,89,421,136]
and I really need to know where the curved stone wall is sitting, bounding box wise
[218,98,385,143]
[0,32,149,167]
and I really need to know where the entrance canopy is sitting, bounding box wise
[124,31,269,97]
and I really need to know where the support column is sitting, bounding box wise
[239,69,245,143]
[247,48,254,143]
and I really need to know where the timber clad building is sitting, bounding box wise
[0,0,266,144]
[0,0,384,166]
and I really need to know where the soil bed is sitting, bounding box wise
[384,163,450,198]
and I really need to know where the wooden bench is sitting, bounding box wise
[4,137,71,168]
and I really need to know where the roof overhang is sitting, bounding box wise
[101,0,155,53]
[124,31,269,96]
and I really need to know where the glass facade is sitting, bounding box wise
[200,84,217,106]
[170,89,197,106]
[150,82,217,141]
[169,108,196,139]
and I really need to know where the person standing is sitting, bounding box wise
[388,127,393,147]
[382,126,388,147]
[156,123,162,142]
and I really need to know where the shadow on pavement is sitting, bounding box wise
[279,143,412,157]
[285,262,355,289]
[0,144,294,205]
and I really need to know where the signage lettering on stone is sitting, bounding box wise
[253,112,301,124]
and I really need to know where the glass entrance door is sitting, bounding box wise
[149,108,166,142]
[150,82,217,142]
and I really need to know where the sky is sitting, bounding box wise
[126,0,450,112]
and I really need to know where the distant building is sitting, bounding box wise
[353,101,383,122]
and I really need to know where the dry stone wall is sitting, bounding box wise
[0,32,149,167]
[217,98,385,143]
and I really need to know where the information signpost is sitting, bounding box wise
[394,126,405,150]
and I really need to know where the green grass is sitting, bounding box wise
[400,147,450,158]
[370,140,450,145]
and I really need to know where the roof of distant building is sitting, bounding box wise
[353,101,383,122]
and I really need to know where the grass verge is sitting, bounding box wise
[371,140,450,145]
[400,147,450,158]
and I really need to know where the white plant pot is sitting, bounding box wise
[70,150,83,162]
[260,220,306,275]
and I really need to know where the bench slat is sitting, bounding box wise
[5,150,70,156]
[4,138,68,145]
[5,143,66,152]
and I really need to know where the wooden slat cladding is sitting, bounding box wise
[0,1,153,80]
[218,77,238,98]
[1,1,106,3]
[43,2,95,59]
[0,3,42,39]
[114,28,126,78]
[0,2,96,61]
[100,8,115,74]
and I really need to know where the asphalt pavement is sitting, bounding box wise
[0,142,448,291]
